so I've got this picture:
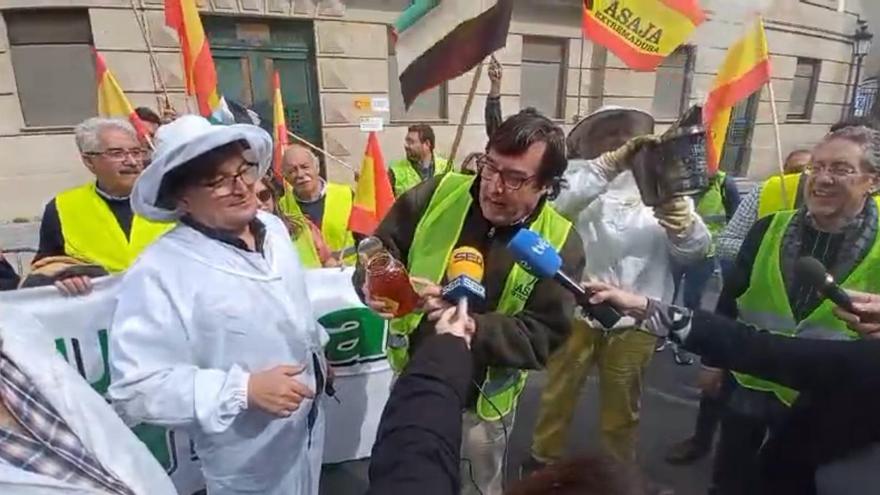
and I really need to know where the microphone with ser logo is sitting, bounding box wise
[441,247,486,316]
[507,229,621,329]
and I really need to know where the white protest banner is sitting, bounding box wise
[0,267,391,493]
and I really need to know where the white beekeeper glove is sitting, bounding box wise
[653,196,695,236]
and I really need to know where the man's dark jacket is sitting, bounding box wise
[354,176,586,406]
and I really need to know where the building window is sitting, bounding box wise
[388,30,447,122]
[521,36,567,120]
[6,9,96,128]
[652,46,694,121]
[788,58,821,120]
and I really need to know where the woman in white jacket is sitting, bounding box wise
[108,116,329,495]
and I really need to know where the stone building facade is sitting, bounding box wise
[0,0,868,221]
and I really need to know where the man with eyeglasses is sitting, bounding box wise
[34,117,172,295]
[524,106,709,495]
[108,115,329,495]
[355,109,585,495]
[706,125,880,495]
[278,144,356,267]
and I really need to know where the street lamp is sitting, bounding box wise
[850,20,873,115]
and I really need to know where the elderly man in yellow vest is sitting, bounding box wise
[278,144,356,267]
[708,126,880,494]
[355,110,585,495]
[389,124,451,197]
[34,117,171,295]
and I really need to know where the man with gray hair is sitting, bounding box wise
[708,125,880,494]
[278,143,356,267]
[34,117,171,294]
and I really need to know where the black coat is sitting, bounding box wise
[367,333,471,495]
[686,310,880,494]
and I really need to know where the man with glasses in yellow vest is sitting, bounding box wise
[34,117,172,296]
[389,124,451,197]
[708,126,880,494]
[278,144,356,267]
[355,110,585,495]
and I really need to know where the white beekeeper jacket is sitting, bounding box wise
[554,163,710,326]
[108,115,329,495]
[0,307,176,495]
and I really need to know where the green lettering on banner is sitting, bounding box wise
[53,330,185,475]
[319,308,388,366]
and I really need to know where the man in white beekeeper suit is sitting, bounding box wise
[526,106,710,494]
[108,115,329,494]
[0,306,176,495]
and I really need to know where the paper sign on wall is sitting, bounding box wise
[359,116,384,132]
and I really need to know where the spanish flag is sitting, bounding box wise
[165,0,221,118]
[349,132,394,236]
[582,0,705,71]
[272,71,288,182]
[703,18,771,172]
[94,50,149,139]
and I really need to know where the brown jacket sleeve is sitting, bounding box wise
[470,229,585,370]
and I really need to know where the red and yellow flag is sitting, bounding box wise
[165,0,221,117]
[94,50,149,139]
[582,0,705,71]
[703,18,771,172]
[349,132,394,236]
[272,71,288,182]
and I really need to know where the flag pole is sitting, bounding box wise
[128,0,173,112]
[286,129,355,173]
[766,78,789,202]
[449,60,485,166]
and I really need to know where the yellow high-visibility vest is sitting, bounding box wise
[734,209,880,405]
[55,183,172,273]
[757,173,802,219]
[278,182,356,268]
[390,154,451,197]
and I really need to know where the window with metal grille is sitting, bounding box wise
[521,36,567,120]
[788,58,821,120]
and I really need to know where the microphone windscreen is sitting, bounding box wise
[795,256,830,287]
[507,229,562,279]
[447,247,485,283]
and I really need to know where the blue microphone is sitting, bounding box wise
[508,229,621,329]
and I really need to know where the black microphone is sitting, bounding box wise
[794,256,855,311]
[507,229,622,329]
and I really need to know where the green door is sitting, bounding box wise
[204,18,322,147]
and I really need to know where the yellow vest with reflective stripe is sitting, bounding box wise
[734,209,880,405]
[388,173,573,420]
[55,183,172,273]
[279,182,356,268]
[390,154,451,197]
[757,173,801,219]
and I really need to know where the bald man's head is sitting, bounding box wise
[282,144,322,199]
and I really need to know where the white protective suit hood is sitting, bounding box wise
[132,115,273,222]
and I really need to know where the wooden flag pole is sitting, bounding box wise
[286,129,355,173]
[766,78,789,203]
[128,0,172,111]
[449,60,485,166]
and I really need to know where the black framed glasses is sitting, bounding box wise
[201,163,260,196]
[477,154,537,191]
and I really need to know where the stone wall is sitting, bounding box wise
[0,0,867,221]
